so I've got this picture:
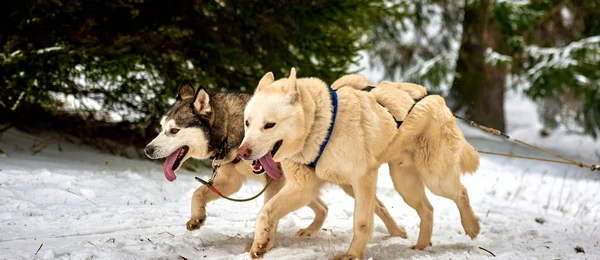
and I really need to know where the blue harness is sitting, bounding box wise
[306,87,338,168]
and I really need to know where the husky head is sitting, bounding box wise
[145,81,213,182]
[238,68,306,179]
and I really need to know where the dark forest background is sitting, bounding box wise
[1,0,598,156]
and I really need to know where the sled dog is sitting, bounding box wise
[239,69,480,259]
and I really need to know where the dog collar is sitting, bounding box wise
[306,87,338,168]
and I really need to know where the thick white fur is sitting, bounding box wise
[241,70,480,259]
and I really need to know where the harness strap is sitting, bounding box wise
[306,87,338,168]
[195,175,273,202]
[362,86,423,128]
[196,136,273,202]
[454,115,599,171]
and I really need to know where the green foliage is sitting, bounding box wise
[1,0,394,132]
[369,0,600,137]
[496,0,600,137]
[367,0,462,89]
[519,37,600,137]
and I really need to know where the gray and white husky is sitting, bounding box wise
[144,81,407,241]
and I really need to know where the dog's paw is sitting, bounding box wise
[388,225,408,239]
[186,217,205,231]
[296,228,319,237]
[249,238,271,259]
[410,242,432,250]
[463,220,480,239]
[333,253,360,260]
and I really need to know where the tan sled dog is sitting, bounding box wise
[238,69,480,259]
[144,81,407,239]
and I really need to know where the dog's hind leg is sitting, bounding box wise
[296,197,328,237]
[339,184,407,238]
[424,172,480,239]
[389,161,434,250]
[249,163,324,259]
[187,164,244,231]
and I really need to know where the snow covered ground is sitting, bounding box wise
[1,92,599,260]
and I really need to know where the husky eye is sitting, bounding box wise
[264,122,276,129]
[170,128,180,134]
[245,120,249,127]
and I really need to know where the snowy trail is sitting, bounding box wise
[1,125,599,260]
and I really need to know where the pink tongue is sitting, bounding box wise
[258,153,283,180]
[162,148,181,182]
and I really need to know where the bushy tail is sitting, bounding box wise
[331,74,371,90]
[460,144,479,174]
[377,81,427,100]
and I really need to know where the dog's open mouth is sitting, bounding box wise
[251,160,265,174]
[271,140,283,157]
[163,146,189,182]
[254,140,283,180]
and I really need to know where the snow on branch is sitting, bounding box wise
[524,36,600,82]
[485,48,513,66]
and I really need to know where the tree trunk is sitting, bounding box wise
[451,0,505,131]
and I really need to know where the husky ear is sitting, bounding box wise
[287,67,299,103]
[257,72,275,91]
[177,80,195,101]
[193,87,211,116]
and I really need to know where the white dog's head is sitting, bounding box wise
[145,81,213,182]
[238,68,307,179]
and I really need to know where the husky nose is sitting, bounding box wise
[144,146,155,157]
[238,145,252,159]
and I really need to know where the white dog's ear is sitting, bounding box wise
[289,67,296,81]
[287,67,299,103]
[177,80,195,101]
[257,72,275,90]
[193,87,211,116]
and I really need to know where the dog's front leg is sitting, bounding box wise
[187,164,244,231]
[262,176,328,238]
[249,163,322,259]
[335,170,378,260]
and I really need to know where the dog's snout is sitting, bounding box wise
[144,145,155,157]
[238,145,252,159]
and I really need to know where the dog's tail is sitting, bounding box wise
[331,74,371,90]
[460,143,479,174]
[376,81,427,100]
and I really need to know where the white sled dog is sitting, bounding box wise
[143,81,408,241]
[238,69,480,259]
